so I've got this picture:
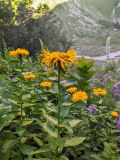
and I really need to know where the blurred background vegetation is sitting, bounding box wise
[0,0,120,56]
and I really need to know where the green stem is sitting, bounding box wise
[20,63,23,132]
[20,82,23,130]
[19,55,22,64]
[57,68,61,138]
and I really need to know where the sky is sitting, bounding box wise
[32,0,69,9]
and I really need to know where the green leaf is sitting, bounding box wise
[43,123,58,138]
[60,155,69,160]
[33,137,43,146]
[20,144,36,155]
[0,114,15,131]
[12,156,23,160]
[57,138,66,152]
[22,119,33,126]
[29,148,51,155]
[22,94,31,100]
[25,158,50,160]
[91,154,103,160]
[65,137,86,147]
[44,115,58,125]
[68,119,81,128]
[77,56,94,70]
[60,105,71,118]
[0,151,10,160]
[2,140,18,153]
[17,128,26,137]
[60,123,73,134]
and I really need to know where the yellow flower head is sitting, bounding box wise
[93,88,107,96]
[9,48,29,57]
[72,91,88,102]
[40,81,52,88]
[24,73,36,79]
[67,87,77,93]
[41,48,77,69]
[111,111,118,117]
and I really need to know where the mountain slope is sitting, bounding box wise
[39,0,120,55]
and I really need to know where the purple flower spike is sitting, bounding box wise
[88,105,96,115]
[113,83,119,90]
[114,93,120,98]
[113,83,120,99]
[117,115,120,121]
[116,114,120,130]
[116,120,120,130]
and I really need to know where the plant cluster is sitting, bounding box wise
[0,48,120,160]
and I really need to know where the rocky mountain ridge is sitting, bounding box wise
[39,0,120,55]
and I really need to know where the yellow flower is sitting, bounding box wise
[72,91,88,102]
[67,87,77,93]
[41,48,77,69]
[111,111,118,117]
[93,88,107,96]
[40,81,52,88]
[9,48,29,57]
[24,73,36,79]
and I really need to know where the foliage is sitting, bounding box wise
[0,49,120,160]
[0,0,49,55]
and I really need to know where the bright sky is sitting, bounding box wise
[32,0,69,9]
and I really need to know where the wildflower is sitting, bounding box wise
[113,83,120,98]
[114,93,120,98]
[116,120,120,130]
[67,87,77,93]
[113,83,120,90]
[8,76,17,82]
[24,73,36,79]
[40,81,52,88]
[72,91,88,102]
[88,105,96,114]
[93,88,107,96]
[116,115,120,130]
[111,111,118,117]
[41,48,77,70]
[9,48,29,57]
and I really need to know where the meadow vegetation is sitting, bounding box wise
[0,47,120,160]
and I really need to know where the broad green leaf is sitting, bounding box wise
[62,102,72,106]
[68,119,81,128]
[43,123,58,138]
[0,114,15,131]
[22,94,31,100]
[20,144,36,155]
[44,115,58,125]
[8,99,18,105]
[29,148,51,155]
[44,102,57,113]
[2,140,18,153]
[22,119,33,126]
[65,137,86,147]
